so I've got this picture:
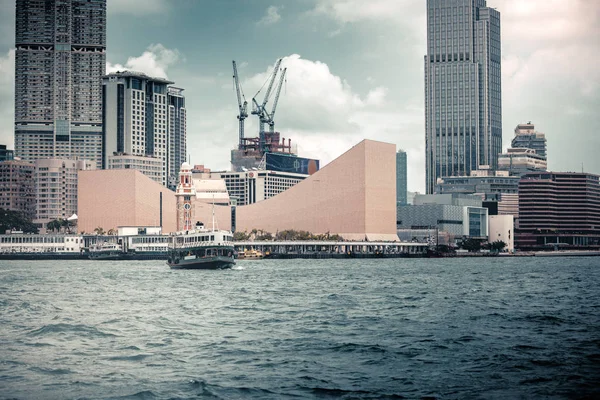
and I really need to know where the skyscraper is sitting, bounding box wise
[396,150,407,206]
[167,87,187,190]
[512,122,547,158]
[424,0,502,194]
[14,0,106,166]
[102,71,177,187]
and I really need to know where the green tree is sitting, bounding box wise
[461,238,482,252]
[490,240,507,252]
[0,209,38,234]
[233,231,250,241]
[94,227,105,235]
[107,228,116,236]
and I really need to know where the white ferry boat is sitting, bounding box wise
[0,234,85,260]
[167,223,235,270]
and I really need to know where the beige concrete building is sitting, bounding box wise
[78,169,176,234]
[488,215,514,252]
[78,139,399,240]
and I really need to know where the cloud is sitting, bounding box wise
[235,54,424,189]
[311,0,422,24]
[108,0,169,15]
[0,49,15,149]
[106,44,182,79]
[257,6,282,26]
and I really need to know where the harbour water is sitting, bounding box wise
[1,257,599,399]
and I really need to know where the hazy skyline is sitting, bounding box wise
[0,0,598,193]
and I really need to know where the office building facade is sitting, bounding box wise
[194,170,308,206]
[397,194,488,238]
[517,172,600,249]
[14,0,106,166]
[167,87,186,190]
[396,150,407,206]
[424,0,502,193]
[512,122,546,158]
[0,160,35,219]
[102,71,174,186]
[498,148,547,176]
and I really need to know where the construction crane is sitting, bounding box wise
[251,58,282,136]
[267,67,286,133]
[232,60,248,149]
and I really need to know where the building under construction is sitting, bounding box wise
[231,59,305,172]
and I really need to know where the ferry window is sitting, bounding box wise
[211,235,214,241]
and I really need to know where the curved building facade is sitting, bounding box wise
[78,140,399,240]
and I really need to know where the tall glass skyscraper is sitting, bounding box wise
[424,0,501,194]
[14,0,106,167]
[396,150,407,206]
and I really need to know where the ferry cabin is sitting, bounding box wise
[0,234,84,253]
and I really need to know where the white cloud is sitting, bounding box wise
[311,0,420,23]
[106,44,181,79]
[108,0,169,15]
[234,54,424,189]
[257,6,282,26]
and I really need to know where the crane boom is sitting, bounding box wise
[268,67,286,132]
[232,60,248,148]
[260,58,282,109]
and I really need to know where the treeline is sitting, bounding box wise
[233,229,344,242]
[0,208,38,234]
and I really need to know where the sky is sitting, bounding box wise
[0,0,599,193]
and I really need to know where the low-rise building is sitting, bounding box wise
[397,194,489,239]
[488,215,514,252]
[435,169,519,219]
[78,140,399,241]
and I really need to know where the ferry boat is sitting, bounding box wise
[167,223,235,270]
[0,233,86,260]
[238,248,265,260]
[88,241,132,260]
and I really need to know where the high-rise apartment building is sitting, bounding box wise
[167,87,187,190]
[424,0,502,194]
[0,160,35,219]
[512,122,547,158]
[396,150,407,206]
[14,0,106,166]
[102,71,175,186]
[34,158,95,227]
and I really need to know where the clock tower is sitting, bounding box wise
[175,162,196,232]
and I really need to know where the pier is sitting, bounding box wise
[235,241,428,258]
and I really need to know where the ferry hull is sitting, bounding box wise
[168,255,235,270]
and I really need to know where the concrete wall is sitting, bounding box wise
[78,169,176,234]
[79,140,399,241]
[195,140,398,240]
[488,215,514,251]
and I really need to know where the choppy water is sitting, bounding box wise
[0,257,599,399]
